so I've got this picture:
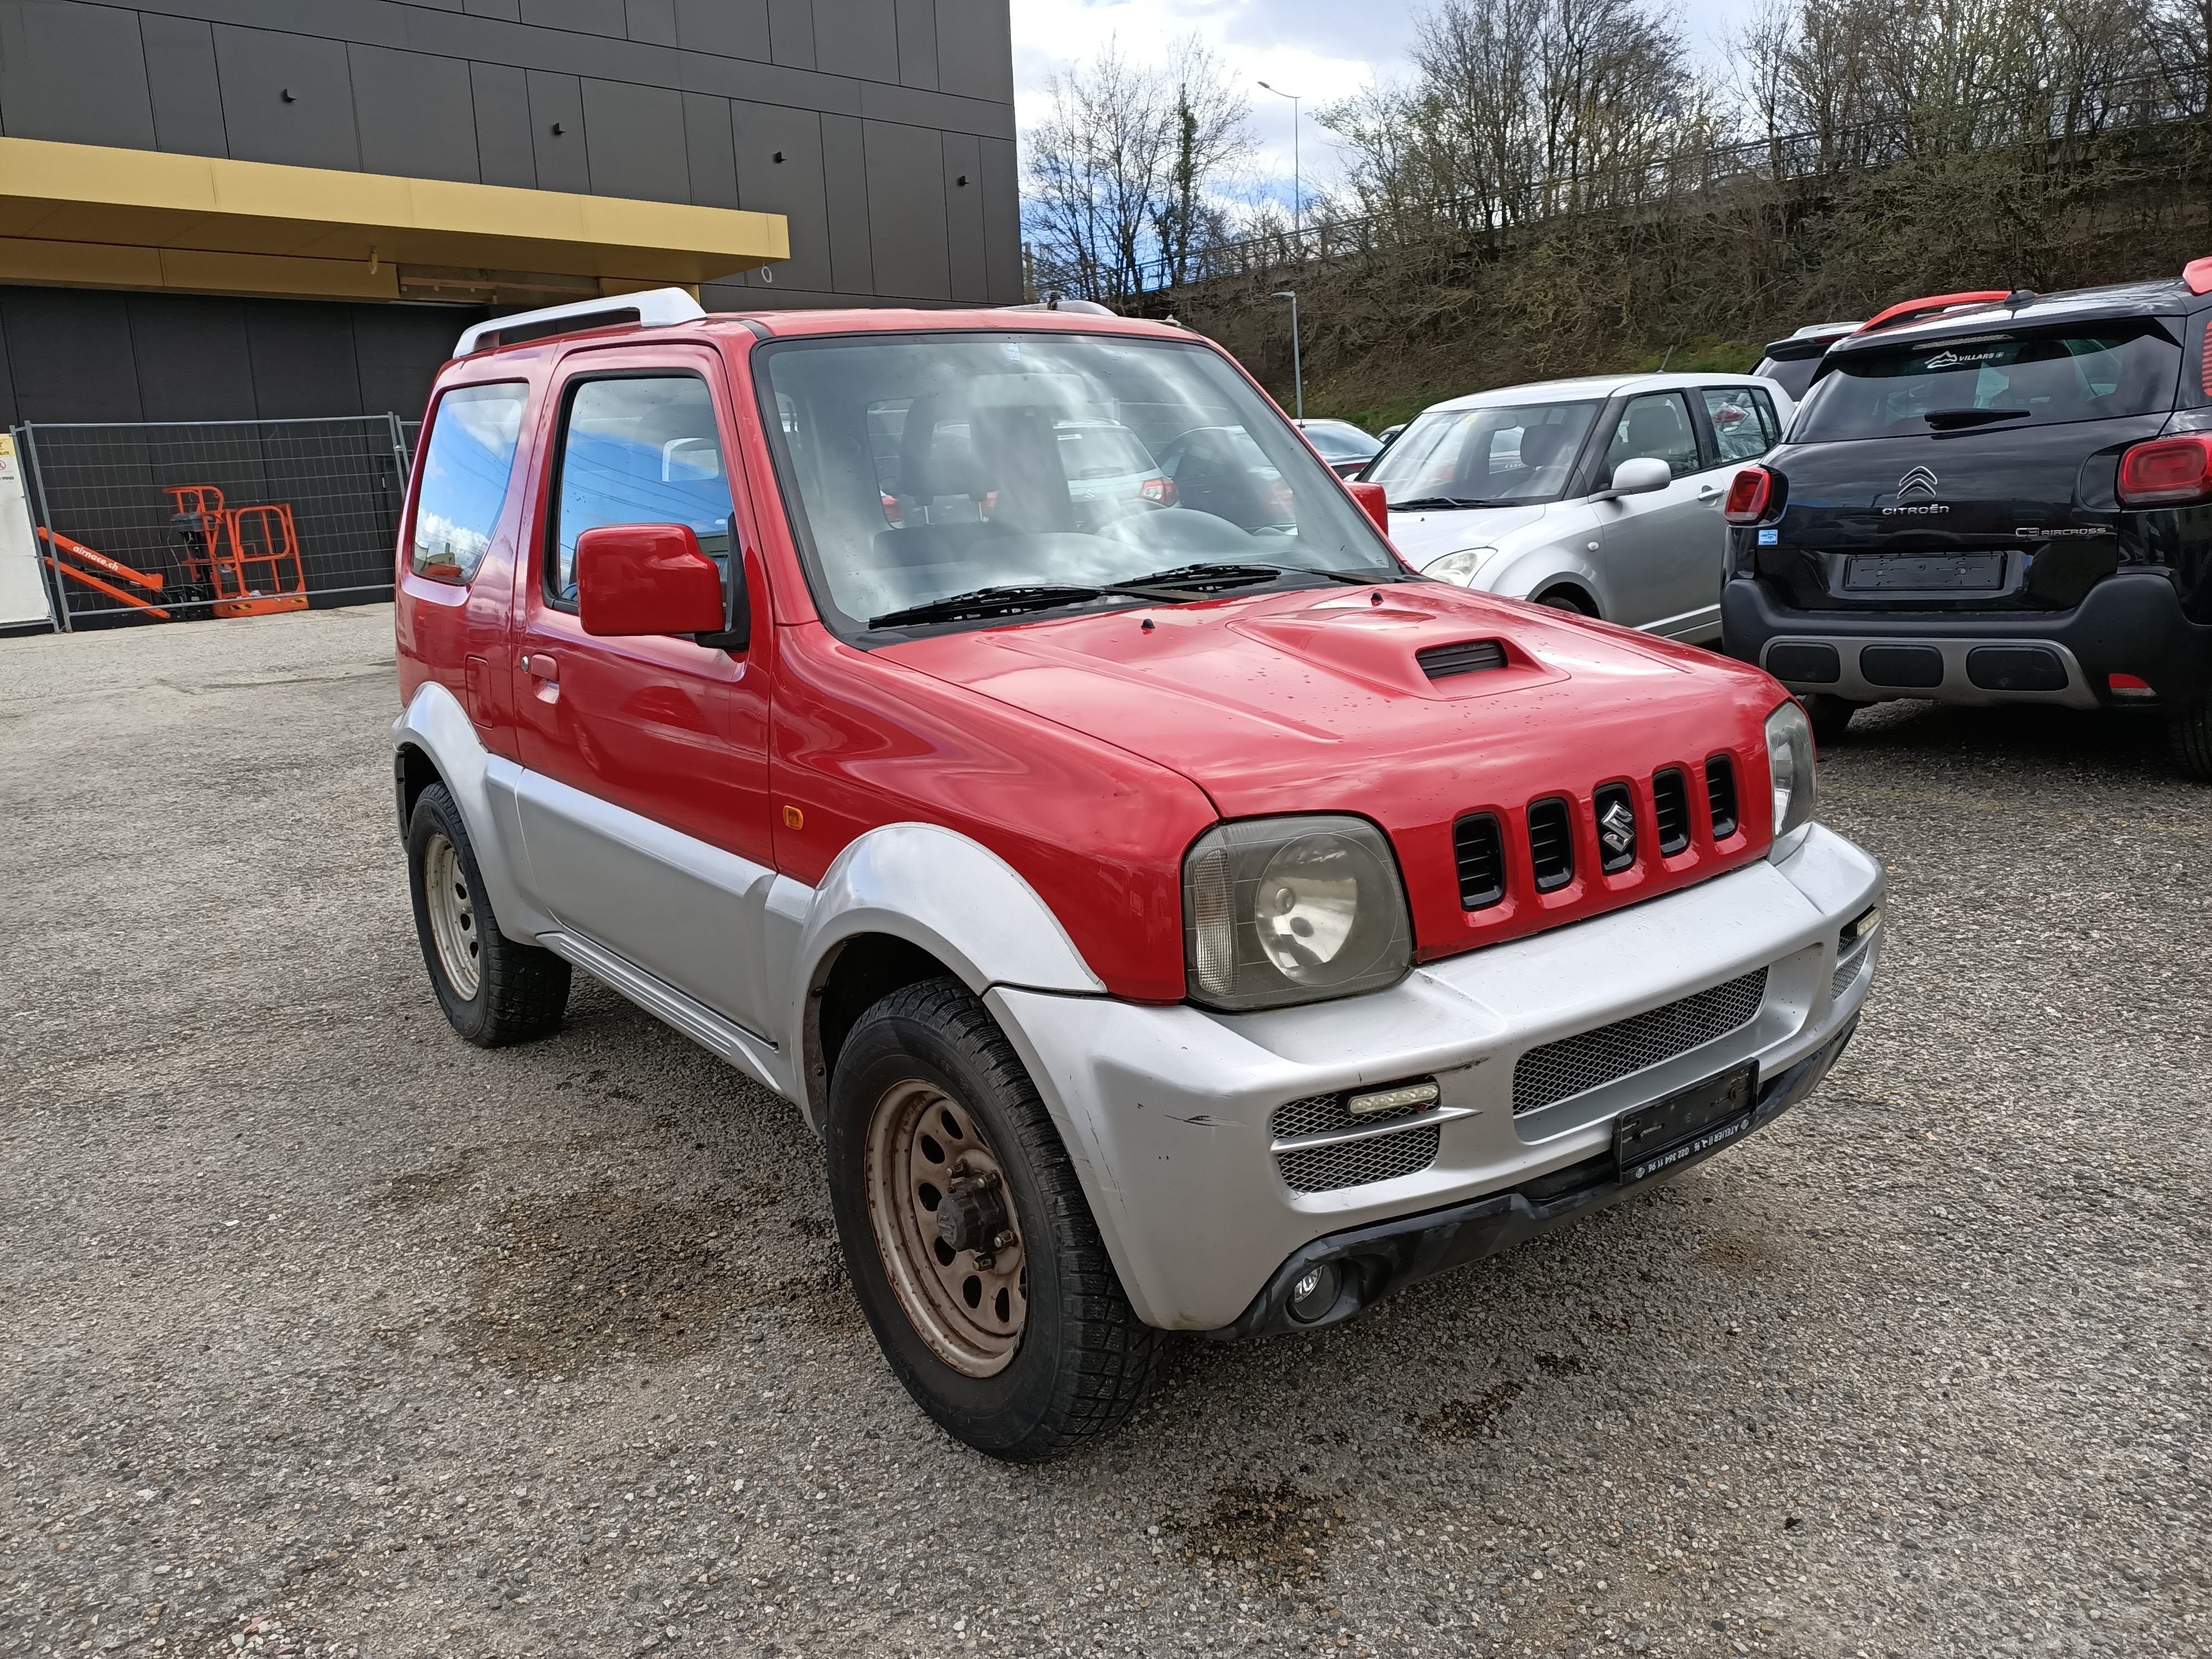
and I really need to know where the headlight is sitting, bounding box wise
[1421,547,1496,586]
[1765,701,1817,858]
[1183,816,1413,1010]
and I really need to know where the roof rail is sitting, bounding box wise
[2185,257,2212,296]
[999,295,1118,316]
[1853,290,2012,336]
[454,286,707,358]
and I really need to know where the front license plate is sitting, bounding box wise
[1844,553,2004,591]
[1615,1062,1758,1185]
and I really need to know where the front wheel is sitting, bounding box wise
[2169,698,2212,781]
[1534,587,1594,616]
[825,977,1162,1460]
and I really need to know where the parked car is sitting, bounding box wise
[1294,417,1384,477]
[1754,322,1864,404]
[393,288,1883,1460]
[1720,263,2212,770]
[1370,371,1796,641]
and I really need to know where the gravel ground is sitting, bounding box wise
[2,604,2206,1659]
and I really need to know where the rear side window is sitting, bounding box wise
[1757,356,1823,401]
[1703,386,1780,462]
[1793,321,2181,440]
[549,375,735,605]
[410,383,529,584]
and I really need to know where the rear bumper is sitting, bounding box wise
[989,823,1883,1333]
[1721,570,2212,707]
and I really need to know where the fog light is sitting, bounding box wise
[1287,1262,1340,1323]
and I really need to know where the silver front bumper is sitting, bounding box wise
[991,822,1884,1331]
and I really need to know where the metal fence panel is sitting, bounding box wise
[18,415,413,630]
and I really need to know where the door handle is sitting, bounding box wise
[1696,485,1722,500]
[524,653,559,682]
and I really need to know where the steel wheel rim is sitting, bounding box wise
[864,1079,1028,1377]
[423,832,482,1001]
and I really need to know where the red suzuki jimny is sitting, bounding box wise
[392,288,1884,1460]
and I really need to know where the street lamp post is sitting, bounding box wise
[1256,80,1302,262]
[1272,290,1303,419]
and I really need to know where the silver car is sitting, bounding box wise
[1374,372,1795,643]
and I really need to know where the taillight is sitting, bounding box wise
[880,491,902,527]
[1140,474,1177,507]
[1722,466,1774,524]
[2116,435,2212,505]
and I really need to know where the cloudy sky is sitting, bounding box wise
[1009,0,1761,202]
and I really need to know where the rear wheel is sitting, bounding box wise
[1803,693,1863,748]
[2168,698,2212,781]
[408,782,570,1046]
[826,977,1161,1460]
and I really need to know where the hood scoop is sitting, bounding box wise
[1417,638,1507,681]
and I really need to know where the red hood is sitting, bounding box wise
[881,584,1788,960]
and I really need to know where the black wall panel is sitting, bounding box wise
[0,0,158,149]
[940,128,983,302]
[354,302,479,418]
[682,90,739,208]
[580,77,686,203]
[213,25,361,171]
[519,0,625,36]
[127,293,258,420]
[1,288,145,421]
[470,60,536,186]
[931,0,1009,103]
[820,111,871,294]
[525,69,588,191]
[624,0,676,46]
[142,13,227,156]
[977,133,1018,302]
[352,43,479,182]
[862,118,946,300]
[243,300,362,418]
[464,0,523,18]
[894,0,935,89]
[675,0,768,60]
[0,315,20,427]
[732,99,830,291]
[814,0,894,85]
[765,0,813,70]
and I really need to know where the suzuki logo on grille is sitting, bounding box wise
[1896,465,1939,499]
[1598,798,1637,859]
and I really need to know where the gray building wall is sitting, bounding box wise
[0,0,1021,424]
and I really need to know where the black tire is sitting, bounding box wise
[825,977,1162,1460]
[407,781,570,1047]
[1804,693,1861,748]
[1535,588,1594,615]
[2169,698,2212,781]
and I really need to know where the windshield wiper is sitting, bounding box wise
[1125,561,1381,591]
[1922,408,2031,430]
[1387,495,1517,510]
[868,580,1201,630]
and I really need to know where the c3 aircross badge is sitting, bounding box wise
[1897,465,1939,499]
[1598,797,1637,860]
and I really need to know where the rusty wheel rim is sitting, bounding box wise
[863,1079,1028,1378]
[422,832,481,1001]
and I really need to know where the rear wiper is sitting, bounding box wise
[868,580,1200,629]
[1125,561,1380,591]
[1922,408,2031,430]
[1387,495,1515,510]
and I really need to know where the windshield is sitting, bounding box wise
[756,332,1401,637]
[1794,322,2180,440]
[1363,400,1600,507]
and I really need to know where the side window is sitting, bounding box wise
[1702,387,1777,463]
[410,383,529,584]
[549,375,735,606]
[1604,393,1701,480]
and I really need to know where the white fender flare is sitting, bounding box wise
[390,682,556,942]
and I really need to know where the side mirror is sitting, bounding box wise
[576,523,727,637]
[1347,480,1389,534]
[1595,456,1672,499]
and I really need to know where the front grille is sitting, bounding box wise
[1527,797,1575,892]
[1705,755,1739,839]
[1652,769,1691,856]
[1271,1089,1430,1140]
[1277,1125,1442,1193]
[1453,813,1506,910]
[1594,782,1637,874]
[1512,969,1768,1115]
[1418,638,1507,681]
